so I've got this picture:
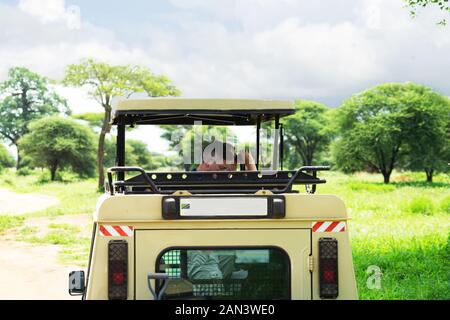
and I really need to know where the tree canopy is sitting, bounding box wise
[62,58,180,188]
[283,100,334,168]
[72,112,104,130]
[334,82,449,183]
[103,137,174,171]
[400,90,450,181]
[0,67,69,167]
[19,116,96,180]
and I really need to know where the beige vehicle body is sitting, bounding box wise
[69,99,358,300]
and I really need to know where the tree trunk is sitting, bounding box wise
[16,144,21,170]
[97,130,106,189]
[306,150,314,166]
[50,162,58,181]
[425,169,433,183]
[382,170,391,184]
[97,109,111,190]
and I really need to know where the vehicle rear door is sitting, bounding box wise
[134,228,311,300]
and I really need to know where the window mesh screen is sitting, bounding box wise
[161,250,182,279]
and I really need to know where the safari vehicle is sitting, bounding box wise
[69,99,358,300]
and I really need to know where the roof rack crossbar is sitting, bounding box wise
[274,166,330,194]
[107,167,159,195]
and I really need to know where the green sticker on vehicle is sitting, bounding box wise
[181,203,190,210]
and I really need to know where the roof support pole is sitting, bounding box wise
[256,115,261,171]
[280,123,284,171]
[272,115,280,171]
[116,122,125,181]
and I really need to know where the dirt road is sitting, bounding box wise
[0,188,59,215]
[0,240,82,300]
[0,185,90,300]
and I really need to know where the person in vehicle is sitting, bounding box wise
[188,141,251,289]
[196,140,257,172]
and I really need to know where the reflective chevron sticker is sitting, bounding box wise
[99,225,134,237]
[312,221,346,232]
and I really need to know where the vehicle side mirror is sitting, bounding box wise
[69,271,85,296]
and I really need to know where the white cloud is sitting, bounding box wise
[0,1,164,152]
[2,0,449,105]
[52,85,102,115]
[0,1,156,82]
[19,0,81,29]
[140,0,450,104]
[18,0,67,23]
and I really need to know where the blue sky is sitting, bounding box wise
[0,0,449,153]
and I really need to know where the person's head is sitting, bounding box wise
[197,140,237,171]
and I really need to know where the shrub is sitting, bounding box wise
[0,143,15,170]
[3,177,13,186]
[16,167,31,176]
[36,171,51,184]
[409,197,436,215]
[0,216,25,233]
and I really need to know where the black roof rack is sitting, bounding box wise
[112,109,295,126]
[106,166,330,195]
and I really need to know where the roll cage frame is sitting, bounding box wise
[107,103,329,195]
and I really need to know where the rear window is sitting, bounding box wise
[156,247,290,300]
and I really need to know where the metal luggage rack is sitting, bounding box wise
[106,166,330,195]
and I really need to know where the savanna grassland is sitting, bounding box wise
[318,171,449,299]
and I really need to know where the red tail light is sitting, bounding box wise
[112,272,125,285]
[108,240,128,300]
[319,237,338,299]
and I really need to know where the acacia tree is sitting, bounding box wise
[335,84,409,183]
[63,59,180,189]
[19,116,96,180]
[283,100,334,167]
[334,82,449,183]
[0,67,69,168]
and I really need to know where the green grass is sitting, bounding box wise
[20,223,80,245]
[19,226,38,236]
[408,196,436,215]
[58,242,91,267]
[17,222,91,267]
[441,196,450,214]
[1,168,449,298]
[0,216,25,234]
[315,170,450,300]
